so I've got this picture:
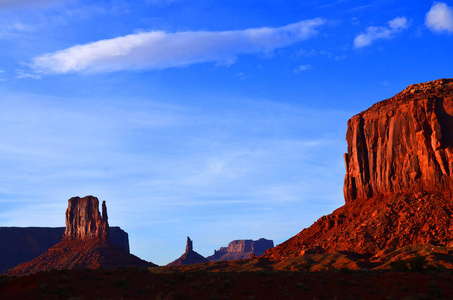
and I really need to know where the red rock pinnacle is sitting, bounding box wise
[63,196,110,241]
[185,236,193,253]
[167,236,209,266]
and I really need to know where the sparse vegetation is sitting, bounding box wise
[113,278,130,289]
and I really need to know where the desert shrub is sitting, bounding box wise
[222,279,232,289]
[52,286,69,297]
[255,270,269,277]
[81,272,95,280]
[296,282,308,291]
[38,281,49,292]
[429,281,444,298]
[114,278,130,289]
[408,257,427,273]
[390,260,409,272]
[57,275,69,283]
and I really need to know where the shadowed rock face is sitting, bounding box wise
[64,196,110,241]
[207,238,274,262]
[167,237,209,266]
[344,79,453,203]
[264,79,453,261]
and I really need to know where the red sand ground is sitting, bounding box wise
[1,267,453,299]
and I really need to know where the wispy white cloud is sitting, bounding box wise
[425,2,453,33]
[294,64,312,73]
[15,71,41,79]
[5,22,35,32]
[31,18,326,74]
[354,16,409,48]
[0,0,65,11]
[145,0,180,6]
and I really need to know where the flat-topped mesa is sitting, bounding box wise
[344,78,453,203]
[63,196,110,241]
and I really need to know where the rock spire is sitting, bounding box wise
[185,236,193,253]
[167,236,209,266]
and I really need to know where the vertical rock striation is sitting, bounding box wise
[64,196,110,241]
[344,79,453,202]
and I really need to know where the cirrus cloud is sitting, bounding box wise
[354,16,409,48]
[425,2,453,33]
[31,18,326,74]
[0,0,65,11]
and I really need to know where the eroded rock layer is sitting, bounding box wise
[207,238,274,262]
[264,79,453,261]
[344,79,453,202]
[64,196,109,241]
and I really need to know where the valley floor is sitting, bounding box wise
[1,266,453,299]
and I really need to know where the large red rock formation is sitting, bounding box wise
[344,78,453,202]
[5,196,155,275]
[167,237,209,266]
[207,238,274,262]
[0,226,129,274]
[64,196,109,241]
[264,78,453,261]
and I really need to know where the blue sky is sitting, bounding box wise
[0,0,452,265]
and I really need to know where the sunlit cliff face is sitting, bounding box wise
[344,79,453,203]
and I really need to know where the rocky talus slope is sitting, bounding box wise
[5,196,155,275]
[264,78,453,261]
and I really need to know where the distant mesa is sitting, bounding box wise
[207,238,274,262]
[4,196,156,276]
[167,236,209,266]
[264,78,453,264]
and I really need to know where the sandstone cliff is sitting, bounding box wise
[207,238,274,262]
[167,237,209,266]
[5,196,155,275]
[264,78,453,261]
[344,78,453,202]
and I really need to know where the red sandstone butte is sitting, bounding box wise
[5,196,155,276]
[64,196,110,241]
[264,78,453,261]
